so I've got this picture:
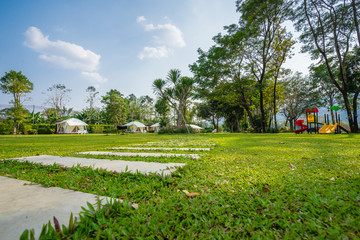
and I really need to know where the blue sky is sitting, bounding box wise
[0,0,312,111]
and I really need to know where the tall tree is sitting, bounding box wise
[46,84,71,120]
[0,70,33,134]
[86,86,98,124]
[293,0,360,132]
[101,89,127,126]
[153,69,194,128]
[236,0,294,132]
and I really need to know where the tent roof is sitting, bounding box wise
[123,121,146,128]
[150,123,160,127]
[187,124,203,129]
[57,118,87,126]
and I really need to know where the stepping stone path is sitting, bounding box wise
[0,176,112,240]
[2,145,209,239]
[78,151,200,160]
[111,147,211,151]
[13,155,185,175]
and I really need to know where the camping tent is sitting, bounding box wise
[150,123,160,133]
[56,118,88,134]
[123,121,146,133]
[186,124,203,133]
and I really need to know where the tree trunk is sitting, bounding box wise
[13,123,17,135]
[259,89,266,133]
[268,113,272,131]
[273,77,278,130]
[352,89,360,133]
[341,91,357,133]
[289,118,294,132]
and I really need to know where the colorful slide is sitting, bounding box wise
[319,123,338,134]
[295,120,308,134]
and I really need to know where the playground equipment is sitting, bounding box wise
[294,120,308,133]
[318,106,350,134]
[305,107,319,133]
[295,106,350,134]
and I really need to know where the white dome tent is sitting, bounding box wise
[56,118,88,134]
[123,121,146,133]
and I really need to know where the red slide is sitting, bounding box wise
[294,120,308,134]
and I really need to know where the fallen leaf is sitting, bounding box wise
[103,187,107,191]
[194,185,198,188]
[152,190,156,194]
[182,190,200,197]
[118,196,126,199]
[185,192,200,197]
[131,203,139,209]
[289,163,294,168]
[85,178,92,182]
[48,174,52,178]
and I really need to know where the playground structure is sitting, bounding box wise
[295,106,350,134]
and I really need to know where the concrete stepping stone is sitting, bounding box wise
[0,176,112,240]
[110,147,210,151]
[12,155,185,175]
[79,151,200,160]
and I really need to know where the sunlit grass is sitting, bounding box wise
[1,133,359,238]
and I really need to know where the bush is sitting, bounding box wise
[37,124,56,134]
[20,124,36,135]
[158,127,195,134]
[88,125,117,134]
[0,121,13,135]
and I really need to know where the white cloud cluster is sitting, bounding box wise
[24,26,107,85]
[137,16,185,60]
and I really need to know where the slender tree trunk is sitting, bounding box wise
[273,78,278,130]
[212,115,216,130]
[352,89,360,133]
[342,91,357,132]
[268,114,272,131]
[259,89,266,133]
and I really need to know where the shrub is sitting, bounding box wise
[20,124,36,135]
[88,125,117,134]
[37,124,56,134]
[0,121,13,135]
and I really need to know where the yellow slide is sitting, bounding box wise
[319,123,338,134]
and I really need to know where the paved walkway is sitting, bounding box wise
[14,155,186,175]
[110,147,210,151]
[0,176,112,240]
[79,151,200,160]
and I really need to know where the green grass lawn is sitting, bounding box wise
[1,133,359,239]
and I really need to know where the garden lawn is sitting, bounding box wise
[0,133,359,239]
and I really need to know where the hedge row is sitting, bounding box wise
[0,122,117,135]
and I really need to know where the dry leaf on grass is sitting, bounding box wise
[182,190,200,197]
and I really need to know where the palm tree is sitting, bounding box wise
[153,69,194,129]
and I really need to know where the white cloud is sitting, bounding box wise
[137,16,146,23]
[81,72,108,87]
[24,26,100,72]
[144,23,186,47]
[137,17,185,59]
[138,46,171,60]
